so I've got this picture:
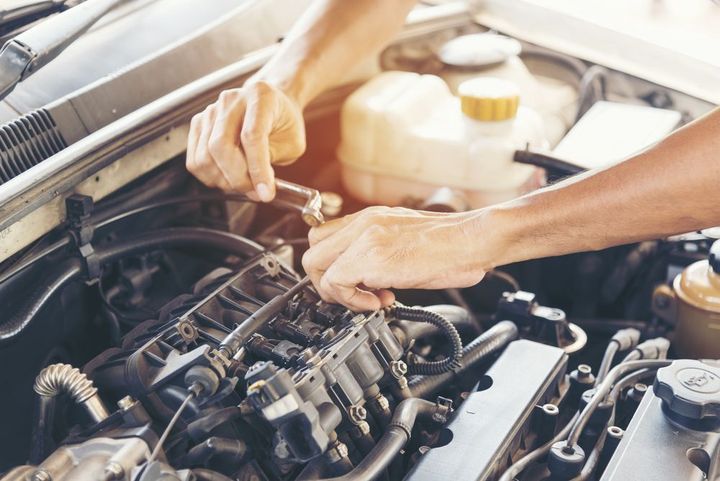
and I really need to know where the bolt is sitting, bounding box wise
[607,426,624,439]
[390,360,408,379]
[543,403,559,416]
[348,405,367,424]
[30,471,51,481]
[117,396,135,411]
[104,462,124,480]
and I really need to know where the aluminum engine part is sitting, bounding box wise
[600,360,720,481]
[0,437,189,481]
[405,340,569,481]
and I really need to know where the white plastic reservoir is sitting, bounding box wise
[338,71,549,208]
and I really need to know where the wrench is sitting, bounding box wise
[274,179,324,227]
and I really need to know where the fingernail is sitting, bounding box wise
[256,183,272,202]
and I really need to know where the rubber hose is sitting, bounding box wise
[394,306,463,376]
[0,227,263,345]
[297,398,439,481]
[186,437,248,467]
[408,321,518,398]
[187,407,243,443]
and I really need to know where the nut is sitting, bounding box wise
[390,360,408,379]
[348,405,367,424]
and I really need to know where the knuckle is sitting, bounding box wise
[251,80,273,95]
[240,126,263,145]
[207,136,227,158]
[218,90,235,104]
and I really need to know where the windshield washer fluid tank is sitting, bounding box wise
[338,71,548,208]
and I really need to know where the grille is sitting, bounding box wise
[0,109,67,184]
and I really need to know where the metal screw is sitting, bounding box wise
[543,403,560,416]
[607,426,624,439]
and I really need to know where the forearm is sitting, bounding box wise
[252,0,416,107]
[477,107,720,269]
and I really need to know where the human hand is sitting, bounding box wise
[302,206,492,311]
[186,81,306,201]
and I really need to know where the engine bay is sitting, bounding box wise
[1,8,720,481]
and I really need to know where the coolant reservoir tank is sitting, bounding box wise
[338,72,547,208]
[654,240,720,358]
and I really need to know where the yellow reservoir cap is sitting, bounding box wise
[458,77,520,122]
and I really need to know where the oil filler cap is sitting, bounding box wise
[654,360,720,423]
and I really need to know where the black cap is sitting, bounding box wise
[654,360,720,421]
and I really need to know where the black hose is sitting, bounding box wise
[192,469,235,481]
[186,437,248,467]
[394,306,463,376]
[0,228,263,345]
[297,398,440,481]
[408,321,518,398]
[187,407,243,443]
[392,304,479,346]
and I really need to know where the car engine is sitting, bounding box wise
[0,4,719,481]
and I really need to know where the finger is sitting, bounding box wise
[308,214,357,246]
[320,272,382,312]
[374,289,396,308]
[319,249,384,312]
[189,108,230,189]
[241,85,276,202]
[209,93,253,191]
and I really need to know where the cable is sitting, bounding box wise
[408,321,518,398]
[595,329,641,386]
[147,389,196,464]
[498,413,580,481]
[594,342,619,386]
[565,359,671,448]
[394,305,463,376]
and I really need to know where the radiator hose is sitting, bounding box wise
[394,305,463,376]
[408,320,518,398]
[0,227,263,345]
